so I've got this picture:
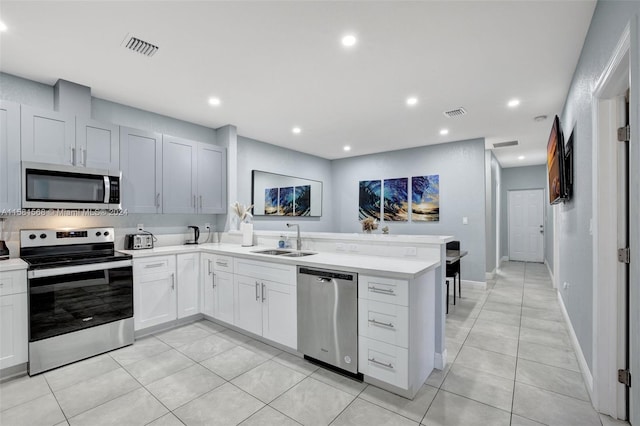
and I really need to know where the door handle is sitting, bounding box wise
[368,358,394,369]
[368,318,395,329]
[255,281,260,301]
[261,282,266,302]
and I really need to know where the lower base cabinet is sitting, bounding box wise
[0,269,28,369]
[201,253,234,324]
[133,256,177,331]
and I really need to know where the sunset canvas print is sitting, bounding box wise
[411,175,439,221]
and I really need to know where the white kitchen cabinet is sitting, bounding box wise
[177,253,199,319]
[0,100,21,210]
[120,126,163,213]
[162,135,198,214]
[233,258,297,349]
[133,256,176,331]
[21,105,75,165]
[76,118,119,170]
[202,253,234,324]
[162,135,226,214]
[197,143,226,214]
[0,270,28,369]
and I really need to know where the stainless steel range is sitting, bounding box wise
[20,227,134,375]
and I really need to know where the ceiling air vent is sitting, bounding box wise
[493,140,519,148]
[123,36,159,57]
[443,107,467,118]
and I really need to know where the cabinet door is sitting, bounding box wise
[163,135,197,214]
[0,293,28,369]
[21,105,75,165]
[134,271,176,330]
[197,143,226,214]
[213,271,234,324]
[262,280,297,349]
[233,275,262,336]
[201,253,216,316]
[120,127,162,213]
[76,118,119,170]
[177,253,199,319]
[0,100,21,210]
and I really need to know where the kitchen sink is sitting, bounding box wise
[252,249,291,255]
[251,249,316,257]
[281,251,316,257]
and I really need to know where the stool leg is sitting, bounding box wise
[459,271,462,298]
[453,276,457,305]
[446,280,449,314]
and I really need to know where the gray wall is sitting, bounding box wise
[237,136,334,232]
[500,165,547,259]
[332,138,487,283]
[485,151,501,274]
[556,0,640,372]
[545,174,554,271]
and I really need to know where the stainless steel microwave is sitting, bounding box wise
[22,162,121,210]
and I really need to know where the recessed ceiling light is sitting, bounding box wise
[0,21,7,32]
[343,145,351,152]
[208,97,221,106]
[341,34,357,47]
[518,155,525,160]
[439,129,449,135]
[508,99,520,108]
[292,127,302,134]
[406,97,418,106]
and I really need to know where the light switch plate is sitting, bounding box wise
[462,217,468,225]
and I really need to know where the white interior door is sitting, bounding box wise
[508,189,544,262]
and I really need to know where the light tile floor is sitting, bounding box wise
[0,262,629,425]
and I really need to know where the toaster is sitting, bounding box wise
[124,233,154,250]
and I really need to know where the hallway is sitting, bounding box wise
[433,261,612,425]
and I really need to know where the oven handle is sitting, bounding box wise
[28,260,133,279]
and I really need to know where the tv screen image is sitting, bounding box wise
[547,115,565,204]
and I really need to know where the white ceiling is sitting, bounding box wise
[0,1,596,167]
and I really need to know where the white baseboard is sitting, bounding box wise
[461,279,487,290]
[485,268,496,280]
[557,291,594,399]
[500,256,509,265]
[544,259,555,288]
[434,349,447,370]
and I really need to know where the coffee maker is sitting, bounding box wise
[185,226,200,245]
[0,218,9,260]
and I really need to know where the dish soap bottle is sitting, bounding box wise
[278,235,285,248]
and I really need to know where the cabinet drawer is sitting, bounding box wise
[234,258,295,285]
[359,337,408,389]
[213,255,234,273]
[0,270,27,296]
[134,255,176,275]
[358,299,408,348]
[358,275,408,306]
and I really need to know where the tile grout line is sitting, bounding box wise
[508,262,527,425]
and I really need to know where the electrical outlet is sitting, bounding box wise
[204,223,211,230]
[563,282,570,290]
[348,244,358,252]
[462,217,468,225]
[405,247,417,256]
[137,224,144,232]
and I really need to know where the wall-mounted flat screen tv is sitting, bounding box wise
[547,115,566,204]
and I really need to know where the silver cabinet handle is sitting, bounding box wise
[212,273,216,289]
[82,147,87,166]
[368,358,394,369]
[368,318,395,329]
[208,259,212,275]
[156,193,161,208]
[145,262,164,269]
[199,195,203,210]
[261,283,266,302]
[255,281,260,301]
[368,286,395,295]
[193,195,196,208]
[216,261,227,267]
[70,146,76,165]
[171,273,175,290]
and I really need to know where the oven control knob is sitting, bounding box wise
[29,234,36,240]
[103,231,110,236]
[40,233,47,239]
[95,231,102,237]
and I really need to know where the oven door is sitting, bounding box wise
[28,260,133,342]
[22,161,121,210]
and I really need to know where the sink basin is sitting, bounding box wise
[251,249,291,255]
[281,251,316,257]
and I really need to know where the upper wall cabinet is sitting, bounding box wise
[21,106,119,170]
[120,126,163,214]
[21,105,75,165]
[162,134,226,214]
[76,118,119,171]
[0,100,21,210]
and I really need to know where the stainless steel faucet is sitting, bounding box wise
[286,223,301,250]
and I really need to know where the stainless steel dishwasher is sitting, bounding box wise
[297,266,358,375]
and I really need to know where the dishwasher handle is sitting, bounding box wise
[298,267,355,281]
